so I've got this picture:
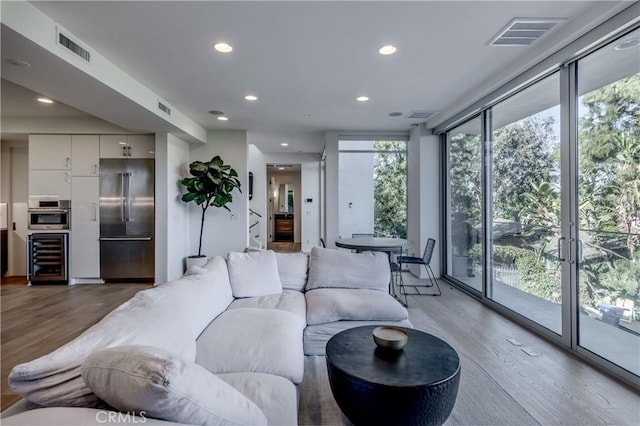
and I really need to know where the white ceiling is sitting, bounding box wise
[1,1,633,153]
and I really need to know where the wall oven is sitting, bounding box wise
[28,199,71,230]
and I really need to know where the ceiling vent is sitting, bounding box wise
[406,110,436,120]
[56,29,91,62]
[488,18,565,46]
[158,101,171,115]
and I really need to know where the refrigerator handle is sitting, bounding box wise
[125,172,132,222]
[120,173,125,223]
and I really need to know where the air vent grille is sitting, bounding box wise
[158,102,171,115]
[488,18,565,46]
[58,32,90,62]
[406,110,436,120]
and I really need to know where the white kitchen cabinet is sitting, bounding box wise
[71,177,100,278]
[29,170,71,199]
[100,134,155,158]
[71,135,100,176]
[29,134,72,170]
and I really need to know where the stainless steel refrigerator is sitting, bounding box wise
[99,159,154,281]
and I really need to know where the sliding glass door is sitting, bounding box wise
[443,27,639,380]
[576,28,640,376]
[489,74,563,334]
[447,117,483,292]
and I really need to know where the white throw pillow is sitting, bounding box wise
[227,251,283,298]
[275,252,309,291]
[306,246,390,291]
[81,346,267,426]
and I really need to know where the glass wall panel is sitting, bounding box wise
[576,28,640,376]
[490,73,562,334]
[447,117,483,291]
[338,140,407,239]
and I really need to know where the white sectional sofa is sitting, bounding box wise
[2,247,411,425]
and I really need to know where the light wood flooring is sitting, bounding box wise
[1,277,639,424]
[0,283,150,410]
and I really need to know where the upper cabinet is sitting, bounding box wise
[29,135,71,170]
[71,135,100,176]
[100,135,155,158]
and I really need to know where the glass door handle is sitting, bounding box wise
[568,238,576,264]
[557,237,566,261]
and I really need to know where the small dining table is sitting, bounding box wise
[334,237,413,300]
[335,236,413,254]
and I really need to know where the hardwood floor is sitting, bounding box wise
[1,277,638,424]
[0,283,150,410]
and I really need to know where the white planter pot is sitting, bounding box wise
[185,255,208,271]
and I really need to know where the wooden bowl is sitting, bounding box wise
[372,326,409,350]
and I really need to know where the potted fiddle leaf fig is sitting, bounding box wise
[181,155,242,268]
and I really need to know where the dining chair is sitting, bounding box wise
[396,238,441,299]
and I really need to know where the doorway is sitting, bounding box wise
[266,164,301,252]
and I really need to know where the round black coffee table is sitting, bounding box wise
[326,326,460,426]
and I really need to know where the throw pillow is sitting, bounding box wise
[81,345,267,426]
[227,250,283,298]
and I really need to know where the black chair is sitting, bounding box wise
[319,238,326,248]
[396,238,441,300]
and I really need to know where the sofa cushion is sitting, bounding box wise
[305,288,408,325]
[8,284,201,407]
[227,251,283,298]
[306,247,390,291]
[195,308,305,384]
[227,290,306,323]
[81,346,267,426]
[218,372,298,426]
[275,252,309,291]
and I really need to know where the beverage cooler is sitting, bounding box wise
[27,233,69,284]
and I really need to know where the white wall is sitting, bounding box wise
[154,133,191,284]
[188,130,248,256]
[247,144,267,249]
[406,125,441,278]
[301,160,321,252]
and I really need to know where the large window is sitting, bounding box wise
[490,74,562,334]
[576,28,640,375]
[338,140,407,239]
[447,117,482,291]
[443,26,639,381]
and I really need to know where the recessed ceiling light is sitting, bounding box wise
[356,96,369,102]
[217,116,229,121]
[244,95,258,101]
[208,110,225,115]
[389,112,403,117]
[281,143,289,147]
[37,97,54,104]
[614,38,640,50]
[6,58,30,67]
[213,42,233,53]
[378,45,397,55]
[278,167,285,171]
